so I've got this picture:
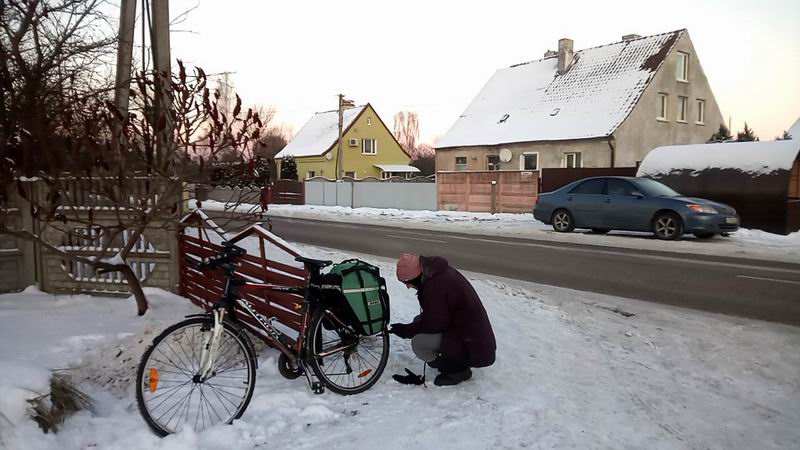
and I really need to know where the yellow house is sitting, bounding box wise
[276,104,416,180]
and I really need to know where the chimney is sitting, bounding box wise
[622,34,641,42]
[544,50,558,58]
[558,38,574,75]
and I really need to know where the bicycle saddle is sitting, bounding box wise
[295,256,332,268]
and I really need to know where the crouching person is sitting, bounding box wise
[390,254,496,386]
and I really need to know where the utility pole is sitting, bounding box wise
[113,0,137,120]
[336,93,345,180]
[151,0,172,168]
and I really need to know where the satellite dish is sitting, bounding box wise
[499,148,512,163]
[325,152,333,161]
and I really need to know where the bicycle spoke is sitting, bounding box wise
[147,380,193,411]
[207,381,234,417]
[205,382,243,409]
[176,330,199,374]
[156,383,194,426]
[200,385,223,425]
[153,349,194,377]
[175,384,196,431]
[164,339,194,377]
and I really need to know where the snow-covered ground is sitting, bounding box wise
[197,200,800,263]
[1,237,799,449]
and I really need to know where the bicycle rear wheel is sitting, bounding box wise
[307,308,389,395]
[135,317,257,436]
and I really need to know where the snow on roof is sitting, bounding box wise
[373,164,420,173]
[276,105,366,158]
[637,140,800,177]
[437,30,683,148]
[788,117,800,139]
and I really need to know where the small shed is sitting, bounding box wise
[637,140,800,235]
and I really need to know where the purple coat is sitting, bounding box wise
[403,256,496,368]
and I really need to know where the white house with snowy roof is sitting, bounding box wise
[435,29,724,172]
[275,104,414,180]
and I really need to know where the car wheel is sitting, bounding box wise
[652,212,683,240]
[590,228,610,234]
[552,209,575,233]
[693,233,716,239]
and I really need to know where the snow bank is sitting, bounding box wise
[1,246,799,449]
[638,140,800,176]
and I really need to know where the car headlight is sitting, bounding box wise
[687,204,718,214]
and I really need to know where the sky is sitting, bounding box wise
[154,0,799,144]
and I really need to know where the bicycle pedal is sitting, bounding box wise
[312,382,325,395]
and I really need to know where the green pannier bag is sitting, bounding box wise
[327,259,389,335]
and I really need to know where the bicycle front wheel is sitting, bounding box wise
[135,317,257,436]
[307,308,389,395]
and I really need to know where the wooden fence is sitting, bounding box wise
[437,170,539,213]
[539,167,638,193]
[178,211,307,343]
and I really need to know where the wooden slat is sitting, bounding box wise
[239,253,306,278]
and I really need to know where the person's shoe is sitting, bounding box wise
[433,368,472,386]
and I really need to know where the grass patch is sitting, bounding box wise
[27,372,94,433]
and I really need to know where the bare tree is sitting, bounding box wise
[1,0,116,180]
[2,60,264,315]
[393,111,419,153]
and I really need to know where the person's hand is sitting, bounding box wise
[389,323,411,339]
[392,368,425,385]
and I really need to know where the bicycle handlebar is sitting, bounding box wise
[188,242,247,272]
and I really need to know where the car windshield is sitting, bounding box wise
[632,178,681,197]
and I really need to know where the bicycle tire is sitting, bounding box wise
[136,316,257,436]
[307,308,389,395]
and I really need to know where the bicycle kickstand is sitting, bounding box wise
[299,361,325,395]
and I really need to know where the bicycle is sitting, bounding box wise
[135,242,390,436]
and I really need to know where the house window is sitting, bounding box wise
[676,51,689,82]
[696,99,705,124]
[367,117,372,126]
[306,171,316,179]
[344,171,355,179]
[455,156,467,171]
[570,179,605,195]
[677,96,688,122]
[564,152,582,168]
[362,139,377,155]
[657,93,668,121]
[487,155,500,171]
[520,152,538,171]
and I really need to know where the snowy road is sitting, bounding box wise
[261,216,800,326]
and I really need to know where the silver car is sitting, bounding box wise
[532,177,739,240]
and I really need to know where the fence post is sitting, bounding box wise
[490,180,497,214]
[350,181,355,208]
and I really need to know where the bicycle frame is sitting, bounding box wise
[199,266,358,394]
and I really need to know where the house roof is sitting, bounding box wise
[437,30,684,149]
[788,117,800,139]
[276,105,367,158]
[373,164,420,173]
[637,140,800,177]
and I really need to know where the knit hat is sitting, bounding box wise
[396,253,422,282]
